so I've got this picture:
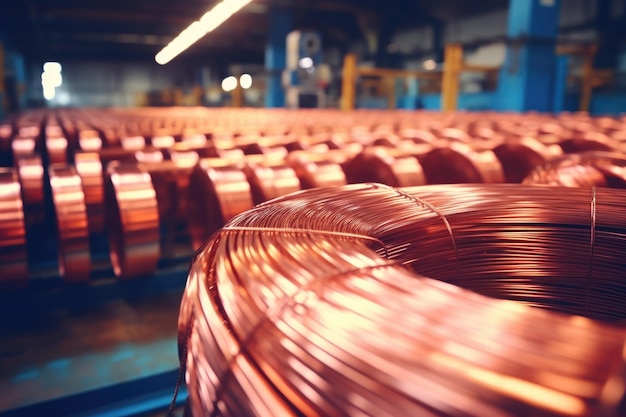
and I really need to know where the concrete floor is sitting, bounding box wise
[0,290,183,414]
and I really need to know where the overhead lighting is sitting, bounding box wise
[423,59,437,71]
[221,76,238,92]
[239,73,252,89]
[155,0,254,65]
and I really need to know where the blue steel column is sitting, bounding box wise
[495,0,561,112]
[264,8,292,108]
[552,55,569,113]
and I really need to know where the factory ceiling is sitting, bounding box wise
[1,0,509,65]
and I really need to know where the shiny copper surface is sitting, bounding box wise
[180,183,626,417]
[343,147,426,187]
[187,161,253,250]
[49,164,91,283]
[421,143,504,184]
[0,169,28,288]
[11,137,37,162]
[524,152,626,188]
[243,163,301,205]
[16,155,45,230]
[493,137,562,183]
[46,136,69,164]
[74,152,105,234]
[104,162,160,278]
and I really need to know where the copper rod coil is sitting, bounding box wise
[74,152,105,234]
[16,155,46,230]
[0,168,28,288]
[286,154,348,189]
[104,162,160,278]
[11,137,37,163]
[46,135,69,164]
[180,183,626,417]
[342,147,426,187]
[421,143,505,184]
[49,164,91,283]
[493,137,562,183]
[243,163,301,205]
[523,152,626,188]
[187,161,254,250]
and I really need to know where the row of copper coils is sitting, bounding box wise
[1,108,626,287]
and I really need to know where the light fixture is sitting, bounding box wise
[43,62,62,73]
[299,57,313,69]
[423,59,437,71]
[221,76,238,92]
[155,0,254,65]
[42,61,63,101]
[239,73,252,89]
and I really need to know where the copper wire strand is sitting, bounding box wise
[382,184,460,278]
[220,226,390,260]
[585,186,596,315]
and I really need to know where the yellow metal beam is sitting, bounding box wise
[341,53,357,111]
[442,43,462,111]
[356,67,441,79]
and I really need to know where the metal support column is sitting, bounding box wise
[552,54,569,113]
[264,8,292,108]
[340,54,357,110]
[495,0,561,112]
[442,44,462,111]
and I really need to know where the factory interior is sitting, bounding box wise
[1,0,626,416]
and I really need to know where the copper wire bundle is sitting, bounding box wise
[0,168,28,288]
[179,183,626,417]
[523,152,626,188]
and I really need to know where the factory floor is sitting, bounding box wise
[0,290,183,416]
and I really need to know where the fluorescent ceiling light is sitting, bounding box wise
[155,0,253,65]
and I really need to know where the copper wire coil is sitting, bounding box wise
[120,135,146,151]
[49,164,91,283]
[180,183,626,417]
[12,137,37,163]
[187,161,254,250]
[559,138,616,154]
[104,162,161,278]
[493,137,563,183]
[286,153,348,189]
[342,147,426,187]
[46,136,69,164]
[243,163,301,205]
[74,152,105,234]
[0,168,28,288]
[420,143,505,184]
[16,155,46,230]
[523,152,626,188]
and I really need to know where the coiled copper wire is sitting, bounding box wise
[242,163,301,205]
[493,137,563,183]
[16,155,46,230]
[523,152,626,188]
[49,164,91,283]
[74,152,105,234]
[421,143,505,184]
[11,137,37,163]
[104,162,160,278]
[342,147,426,187]
[180,183,626,417]
[46,135,69,164]
[187,160,254,250]
[0,168,28,288]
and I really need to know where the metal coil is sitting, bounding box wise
[187,161,253,250]
[16,155,46,230]
[180,183,626,417]
[0,168,28,288]
[49,164,91,283]
[74,152,105,234]
[104,162,160,278]
[421,143,505,184]
[523,152,626,188]
[342,147,426,187]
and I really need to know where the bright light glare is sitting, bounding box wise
[43,62,62,73]
[299,57,313,69]
[221,76,238,92]
[155,0,253,65]
[43,85,56,101]
[239,73,252,89]
[423,59,437,71]
[42,71,63,88]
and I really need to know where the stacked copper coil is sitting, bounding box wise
[0,108,625,286]
[180,183,626,417]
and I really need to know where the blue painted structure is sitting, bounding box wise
[495,0,561,112]
[264,9,292,108]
